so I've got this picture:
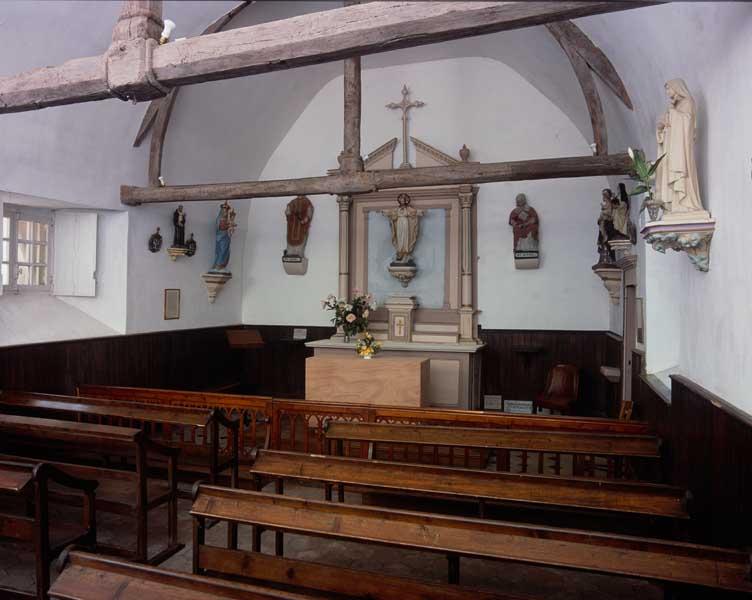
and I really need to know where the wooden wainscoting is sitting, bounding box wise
[479,328,614,416]
[632,349,752,549]
[0,326,245,394]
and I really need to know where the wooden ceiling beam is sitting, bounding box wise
[0,1,655,115]
[121,152,633,205]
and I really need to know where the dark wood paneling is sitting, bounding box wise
[632,349,752,548]
[479,328,611,416]
[0,326,245,394]
[604,333,622,417]
[240,325,334,398]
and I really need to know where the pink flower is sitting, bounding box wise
[345,313,356,323]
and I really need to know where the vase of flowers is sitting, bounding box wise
[355,331,381,359]
[627,147,666,222]
[321,290,376,342]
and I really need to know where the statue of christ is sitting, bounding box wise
[381,193,425,264]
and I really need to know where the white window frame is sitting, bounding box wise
[2,205,54,294]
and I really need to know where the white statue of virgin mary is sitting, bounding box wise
[655,79,707,218]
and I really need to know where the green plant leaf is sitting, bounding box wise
[647,153,666,177]
[629,185,650,196]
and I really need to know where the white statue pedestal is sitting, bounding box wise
[387,262,417,287]
[167,246,188,261]
[591,263,622,304]
[282,255,308,276]
[641,213,716,272]
[201,272,232,303]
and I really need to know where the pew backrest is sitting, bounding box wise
[192,484,752,594]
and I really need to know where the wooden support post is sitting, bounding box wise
[447,554,460,585]
[275,479,284,556]
[111,0,164,43]
[339,56,364,173]
[192,516,205,575]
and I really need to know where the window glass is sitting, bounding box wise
[17,220,32,241]
[2,217,9,238]
[16,265,30,286]
[2,240,8,260]
[17,242,31,263]
[32,266,47,286]
[1,263,8,286]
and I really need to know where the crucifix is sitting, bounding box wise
[386,84,425,169]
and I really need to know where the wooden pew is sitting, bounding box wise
[248,449,689,520]
[50,550,322,600]
[0,390,241,488]
[0,414,181,564]
[76,384,650,466]
[191,484,752,595]
[0,460,96,600]
[325,421,660,476]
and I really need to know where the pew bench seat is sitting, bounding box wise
[50,551,322,600]
[191,485,752,595]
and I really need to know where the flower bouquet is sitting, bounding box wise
[355,331,381,359]
[321,290,376,341]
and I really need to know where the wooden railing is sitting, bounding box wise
[76,384,653,476]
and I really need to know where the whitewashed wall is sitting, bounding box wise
[242,57,611,330]
[580,2,752,413]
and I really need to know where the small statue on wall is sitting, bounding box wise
[167,206,190,260]
[508,193,539,269]
[148,227,162,253]
[210,201,237,273]
[283,195,314,275]
[381,193,425,287]
[597,187,636,261]
[172,205,186,247]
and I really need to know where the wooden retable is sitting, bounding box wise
[305,355,429,406]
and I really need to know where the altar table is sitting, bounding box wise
[305,355,429,407]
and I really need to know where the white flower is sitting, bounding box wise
[627,147,635,160]
[370,303,377,310]
[346,313,357,323]
[345,304,352,311]
[363,309,369,318]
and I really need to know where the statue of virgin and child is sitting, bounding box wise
[210,201,237,273]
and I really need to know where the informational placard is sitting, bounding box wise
[503,399,534,414]
[292,328,308,340]
[483,395,502,410]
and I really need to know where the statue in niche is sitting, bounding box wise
[383,193,425,264]
[597,187,636,262]
[172,205,186,247]
[656,79,706,217]
[508,193,539,269]
[210,201,237,273]
[283,195,314,275]
[381,193,425,287]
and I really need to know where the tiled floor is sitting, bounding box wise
[0,481,663,599]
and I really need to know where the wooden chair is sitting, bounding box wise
[0,460,97,599]
[191,484,752,596]
[0,414,181,564]
[535,364,579,415]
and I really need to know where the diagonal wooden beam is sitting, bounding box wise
[0,1,656,115]
[547,22,608,155]
[546,20,633,110]
[121,152,633,205]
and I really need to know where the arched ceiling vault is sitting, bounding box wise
[138,3,634,186]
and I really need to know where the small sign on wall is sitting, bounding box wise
[484,395,502,410]
[164,288,180,320]
[503,399,534,414]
